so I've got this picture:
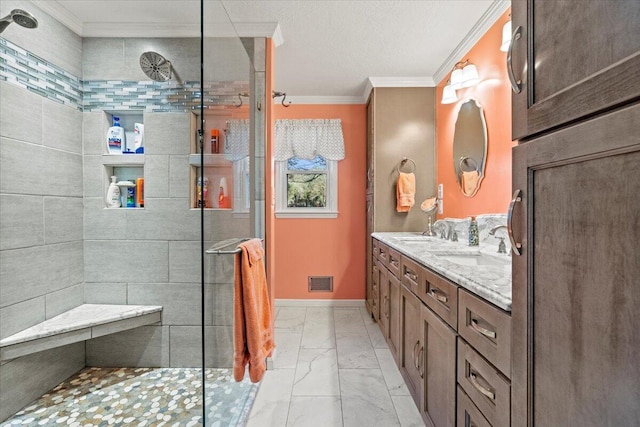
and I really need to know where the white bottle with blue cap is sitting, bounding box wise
[106,116,125,154]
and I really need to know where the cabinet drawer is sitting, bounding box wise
[457,386,492,427]
[458,290,511,378]
[400,256,422,296]
[386,247,402,277]
[458,338,510,427]
[421,268,458,330]
[378,242,389,264]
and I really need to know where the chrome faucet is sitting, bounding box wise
[433,220,452,240]
[489,225,508,254]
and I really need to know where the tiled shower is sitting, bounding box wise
[0,0,265,423]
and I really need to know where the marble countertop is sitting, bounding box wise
[0,304,163,347]
[372,232,512,311]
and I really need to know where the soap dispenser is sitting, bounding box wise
[468,216,479,246]
[106,176,121,208]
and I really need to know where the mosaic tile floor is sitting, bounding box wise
[1,367,259,427]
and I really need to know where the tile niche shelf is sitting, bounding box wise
[102,111,145,209]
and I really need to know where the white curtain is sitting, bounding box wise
[274,119,345,161]
[224,119,250,161]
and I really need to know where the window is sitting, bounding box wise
[276,155,338,218]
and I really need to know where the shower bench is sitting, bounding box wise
[0,304,162,362]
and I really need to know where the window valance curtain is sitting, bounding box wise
[224,119,250,161]
[274,119,345,161]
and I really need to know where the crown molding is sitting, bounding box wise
[363,76,436,101]
[282,96,365,105]
[31,0,83,36]
[433,0,510,85]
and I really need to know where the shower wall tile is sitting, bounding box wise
[206,283,234,327]
[83,156,105,198]
[143,113,191,155]
[84,283,127,304]
[127,282,201,326]
[168,241,203,283]
[0,241,84,308]
[42,99,83,154]
[45,283,84,319]
[0,1,82,77]
[0,138,82,197]
[83,112,110,155]
[0,81,43,144]
[0,297,45,340]
[169,326,233,368]
[83,198,128,240]
[143,155,170,198]
[85,325,169,368]
[0,342,84,422]
[44,197,83,244]
[84,240,169,283]
[82,38,125,81]
[169,155,190,198]
[0,194,44,251]
[125,198,199,241]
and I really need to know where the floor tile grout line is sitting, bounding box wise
[284,306,308,426]
[334,307,346,427]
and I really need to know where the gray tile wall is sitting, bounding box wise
[0,11,85,421]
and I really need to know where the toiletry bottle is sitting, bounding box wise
[106,116,125,154]
[197,176,209,208]
[106,176,121,208]
[218,177,230,208]
[134,123,144,153]
[468,216,479,246]
[136,178,144,207]
[211,129,220,154]
[126,186,135,208]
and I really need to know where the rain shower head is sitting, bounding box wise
[140,51,175,82]
[0,9,38,33]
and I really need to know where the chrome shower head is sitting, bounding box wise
[0,9,38,33]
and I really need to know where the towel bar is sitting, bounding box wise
[397,157,416,174]
[206,238,263,255]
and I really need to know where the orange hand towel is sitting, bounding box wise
[396,172,416,212]
[234,239,274,383]
[462,170,480,196]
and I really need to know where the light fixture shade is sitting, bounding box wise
[450,68,464,90]
[461,64,479,88]
[500,20,512,52]
[441,84,457,104]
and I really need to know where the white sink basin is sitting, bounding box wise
[435,252,510,267]
[394,236,432,242]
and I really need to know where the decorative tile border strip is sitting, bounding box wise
[0,37,83,110]
[0,37,249,113]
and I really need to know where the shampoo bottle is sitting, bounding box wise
[468,216,479,246]
[106,176,121,208]
[106,116,125,154]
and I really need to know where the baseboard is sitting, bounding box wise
[275,299,365,308]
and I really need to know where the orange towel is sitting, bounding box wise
[462,170,480,196]
[234,239,274,382]
[396,172,416,212]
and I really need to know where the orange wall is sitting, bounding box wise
[436,10,515,219]
[272,104,367,299]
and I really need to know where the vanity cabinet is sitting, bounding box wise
[510,0,640,140]
[400,284,423,406]
[511,1,640,425]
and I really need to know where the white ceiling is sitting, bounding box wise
[32,0,508,102]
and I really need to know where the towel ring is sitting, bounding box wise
[397,157,416,174]
[459,156,479,173]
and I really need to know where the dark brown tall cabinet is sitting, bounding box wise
[510,1,640,426]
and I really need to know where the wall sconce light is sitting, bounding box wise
[441,60,479,103]
[500,19,512,52]
[441,81,458,104]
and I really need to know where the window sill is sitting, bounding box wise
[275,211,338,219]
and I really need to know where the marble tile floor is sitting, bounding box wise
[1,367,258,427]
[246,305,424,427]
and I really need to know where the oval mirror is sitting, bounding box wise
[452,99,487,197]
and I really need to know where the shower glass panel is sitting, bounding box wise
[200,1,256,425]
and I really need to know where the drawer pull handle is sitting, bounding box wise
[404,271,418,282]
[383,296,389,317]
[469,372,495,400]
[413,340,420,370]
[417,346,424,379]
[390,258,399,268]
[507,189,523,256]
[429,287,448,304]
[470,318,497,339]
[507,25,523,94]
[380,252,387,260]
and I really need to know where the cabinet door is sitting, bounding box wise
[366,93,374,195]
[371,259,380,321]
[421,304,457,427]
[511,103,640,426]
[511,0,640,139]
[365,201,374,316]
[400,284,423,407]
[387,272,401,362]
[379,265,390,339]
